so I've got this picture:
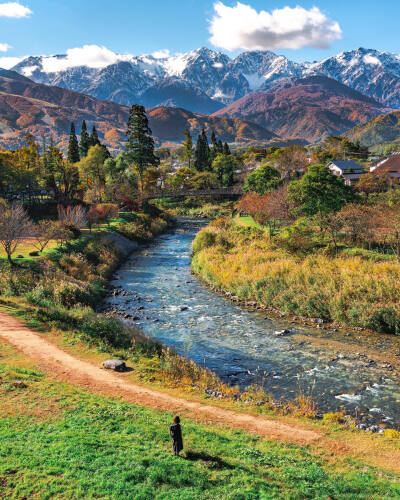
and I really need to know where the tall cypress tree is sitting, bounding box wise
[217,140,224,154]
[210,130,219,163]
[125,104,159,198]
[194,129,210,172]
[223,142,231,155]
[182,128,194,168]
[89,125,101,147]
[79,120,90,158]
[67,122,80,164]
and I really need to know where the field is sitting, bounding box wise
[0,238,58,262]
[1,340,399,499]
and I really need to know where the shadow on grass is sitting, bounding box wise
[184,450,234,469]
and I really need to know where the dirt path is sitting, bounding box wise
[0,313,320,445]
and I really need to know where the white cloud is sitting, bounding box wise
[0,43,11,52]
[152,49,170,59]
[209,2,342,51]
[41,45,129,72]
[0,2,32,18]
[0,56,23,68]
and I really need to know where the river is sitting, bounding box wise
[104,218,400,427]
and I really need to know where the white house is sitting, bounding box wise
[326,160,364,186]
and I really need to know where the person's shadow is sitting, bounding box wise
[184,450,233,469]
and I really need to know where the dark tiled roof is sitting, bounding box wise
[329,160,364,172]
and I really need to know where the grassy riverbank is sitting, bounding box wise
[192,219,400,335]
[1,341,399,499]
[0,210,230,394]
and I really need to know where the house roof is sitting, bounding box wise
[328,160,364,172]
[373,152,400,174]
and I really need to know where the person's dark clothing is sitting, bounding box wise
[170,423,183,455]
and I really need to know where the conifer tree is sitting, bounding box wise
[182,128,194,168]
[79,120,90,158]
[194,129,210,171]
[211,131,217,149]
[223,142,231,155]
[67,122,80,164]
[125,104,159,198]
[217,140,224,154]
[210,130,219,163]
[89,125,101,148]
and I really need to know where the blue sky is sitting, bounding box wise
[1,0,400,66]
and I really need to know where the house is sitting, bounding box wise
[370,152,400,181]
[327,160,365,186]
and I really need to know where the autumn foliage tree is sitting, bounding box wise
[237,184,292,228]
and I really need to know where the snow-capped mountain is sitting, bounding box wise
[10,48,301,112]
[304,48,400,109]
[9,47,400,113]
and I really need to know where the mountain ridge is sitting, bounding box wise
[212,76,390,142]
[7,46,400,113]
[0,70,277,150]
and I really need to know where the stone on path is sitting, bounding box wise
[102,360,127,372]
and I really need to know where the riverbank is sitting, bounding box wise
[2,339,399,498]
[191,219,400,336]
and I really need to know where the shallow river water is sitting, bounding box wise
[105,218,400,426]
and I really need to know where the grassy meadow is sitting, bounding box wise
[1,341,399,500]
[191,219,400,334]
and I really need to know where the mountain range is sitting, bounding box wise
[10,47,400,113]
[212,76,389,142]
[0,69,275,150]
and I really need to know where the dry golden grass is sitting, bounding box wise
[192,224,400,332]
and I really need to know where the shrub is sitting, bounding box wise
[384,429,400,439]
[80,315,132,349]
[192,230,217,254]
[322,411,345,424]
[61,221,81,239]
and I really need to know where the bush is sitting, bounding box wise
[192,230,217,254]
[81,315,132,349]
[61,222,81,239]
[277,218,316,254]
[384,429,400,439]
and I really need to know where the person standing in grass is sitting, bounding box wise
[170,416,183,456]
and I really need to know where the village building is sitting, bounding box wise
[370,152,400,181]
[326,160,365,186]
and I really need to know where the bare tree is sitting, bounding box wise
[0,203,33,263]
[336,204,377,249]
[32,220,60,253]
[57,205,88,228]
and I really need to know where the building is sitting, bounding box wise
[326,160,365,186]
[370,152,400,181]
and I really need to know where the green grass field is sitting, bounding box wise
[233,215,263,230]
[1,343,399,499]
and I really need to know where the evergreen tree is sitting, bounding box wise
[212,154,236,187]
[79,120,90,158]
[182,128,194,168]
[223,142,231,155]
[89,125,101,148]
[211,130,217,149]
[194,129,210,171]
[217,140,224,154]
[67,122,80,164]
[125,104,159,197]
[210,130,219,163]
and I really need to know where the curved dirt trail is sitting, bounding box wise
[0,313,320,445]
